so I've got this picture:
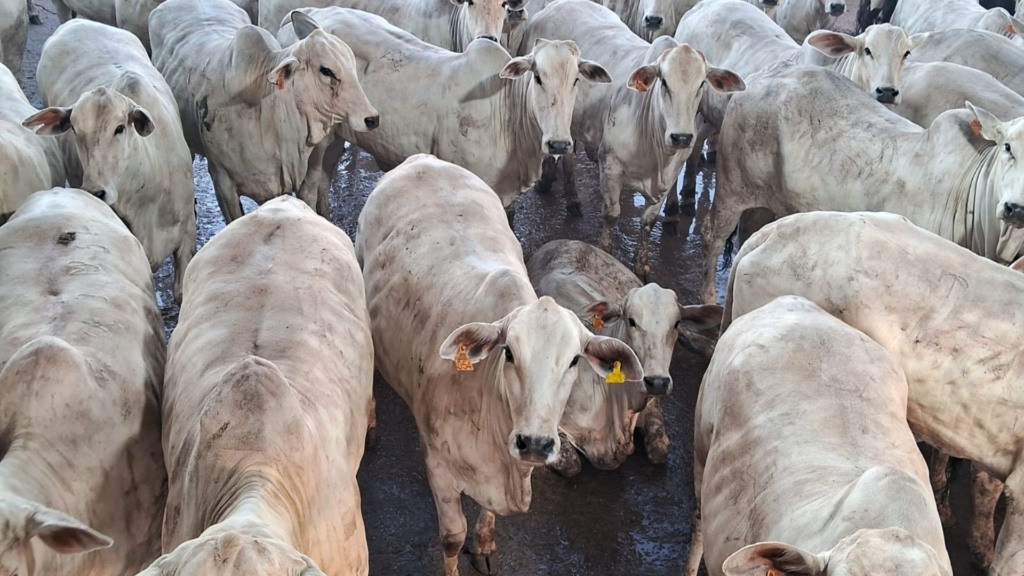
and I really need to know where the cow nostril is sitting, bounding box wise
[875,87,898,103]
[643,376,673,395]
[670,133,694,148]
[364,115,380,130]
[515,434,528,452]
[1005,204,1021,217]
[478,34,499,42]
[539,437,555,455]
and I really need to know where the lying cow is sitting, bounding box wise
[527,239,720,473]
[150,0,378,223]
[144,196,374,576]
[891,0,1024,43]
[278,7,609,218]
[0,63,64,220]
[25,19,196,303]
[356,154,642,576]
[0,188,166,575]
[261,0,524,49]
[683,295,951,576]
[0,0,26,80]
[724,210,1024,576]
[521,0,744,279]
[700,64,1024,303]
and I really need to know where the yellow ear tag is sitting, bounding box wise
[592,313,605,331]
[606,361,625,384]
[455,345,474,372]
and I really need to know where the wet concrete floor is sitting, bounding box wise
[20,4,987,575]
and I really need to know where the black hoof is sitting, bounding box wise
[29,15,42,24]
[664,201,680,217]
[566,201,583,217]
[470,551,499,575]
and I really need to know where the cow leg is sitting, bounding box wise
[703,134,718,165]
[319,136,347,208]
[365,395,378,449]
[560,152,582,217]
[470,510,499,575]
[52,0,72,22]
[638,396,669,464]
[207,161,244,224]
[683,508,704,576]
[699,196,745,304]
[970,467,1002,571]
[929,450,955,528]
[27,0,41,24]
[299,140,329,217]
[634,195,666,282]
[533,156,558,196]
[599,156,623,253]
[172,199,198,305]
[426,461,468,576]
[992,466,1024,576]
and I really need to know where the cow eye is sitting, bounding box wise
[319,66,337,79]
[534,75,543,86]
[504,346,515,363]
[864,47,873,57]
[573,77,580,86]
[903,50,911,59]
[114,124,125,135]
[628,318,637,328]
[569,355,580,368]
[1006,142,1014,157]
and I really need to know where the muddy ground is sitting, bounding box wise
[19,3,987,575]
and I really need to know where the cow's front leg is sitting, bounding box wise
[970,467,1003,571]
[426,461,468,576]
[635,195,666,282]
[299,140,329,216]
[928,449,954,528]
[470,509,498,575]
[599,158,623,253]
[992,466,1024,576]
[207,161,244,224]
[533,155,558,196]
[639,397,669,464]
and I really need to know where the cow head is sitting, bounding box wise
[274,12,379,146]
[440,297,642,466]
[723,528,950,576]
[627,40,744,152]
[969,102,1024,231]
[806,24,923,105]
[23,85,155,205]
[500,39,611,157]
[818,0,847,17]
[979,8,1024,40]
[451,0,519,43]
[0,496,112,576]
[134,531,327,576]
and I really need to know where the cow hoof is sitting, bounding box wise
[645,434,670,465]
[566,201,583,217]
[534,179,553,196]
[29,15,42,24]
[470,551,499,575]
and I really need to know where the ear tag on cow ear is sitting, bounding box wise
[455,345,474,372]
[592,313,605,331]
[606,361,625,384]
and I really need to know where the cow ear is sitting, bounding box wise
[907,32,928,50]
[440,322,503,364]
[579,301,622,330]
[268,56,300,90]
[298,555,327,576]
[806,30,860,57]
[627,64,660,93]
[131,106,155,137]
[28,506,113,554]
[723,542,828,576]
[21,107,73,136]
[500,56,534,79]
[578,59,612,84]
[705,66,745,93]
[583,335,642,382]
[1009,15,1024,36]
[290,10,320,40]
[966,101,1005,143]
[677,304,722,332]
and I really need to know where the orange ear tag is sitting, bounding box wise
[606,361,625,384]
[455,345,474,372]
[592,313,605,331]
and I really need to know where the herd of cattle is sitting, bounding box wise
[0,0,1023,574]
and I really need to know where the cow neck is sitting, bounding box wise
[501,76,544,189]
[0,435,79,518]
[947,142,998,256]
[449,4,470,53]
[201,467,306,548]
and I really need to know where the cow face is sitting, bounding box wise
[971,103,1024,229]
[638,0,675,36]
[274,12,379,146]
[500,39,611,157]
[135,531,326,576]
[818,0,847,17]
[22,87,155,205]
[807,24,923,105]
[0,496,112,576]
[627,41,745,152]
[451,0,515,43]
[440,297,642,466]
[723,528,950,576]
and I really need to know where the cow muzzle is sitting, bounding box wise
[1001,203,1024,227]
[506,7,527,22]
[761,0,779,6]
[828,2,846,15]
[478,34,499,42]
[643,15,664,30]
[546,140,572,156]
[364,115,380,130]
[643,375,673,396]
[669,132,694,149]
[513,433,556,464]
[874,87,899,104]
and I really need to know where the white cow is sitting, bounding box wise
[891,61,1024,128]
[0,188,166,576]
[684,295,951,576]
[590,0,700,40]
[0,63,64,220]
[773,0,847,43]
[143,196,374,576]
[150,0,378,223]
[724,210,1024,576]
[356,154,642,576]
[521,0,744,279]
[277,7,610,217]
[892,0,1024,43]
[700,64,1024,303]
[24,20,196,303]
[910,29,1024,97]
[0,0,26,80]
[260,0,524,48]
[527,239,721,473]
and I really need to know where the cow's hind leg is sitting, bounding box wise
[639,397,669,464]
[929,449,955,528]
[470,509,498,575]
[970,467,1002,571]
[426,461,468,576]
